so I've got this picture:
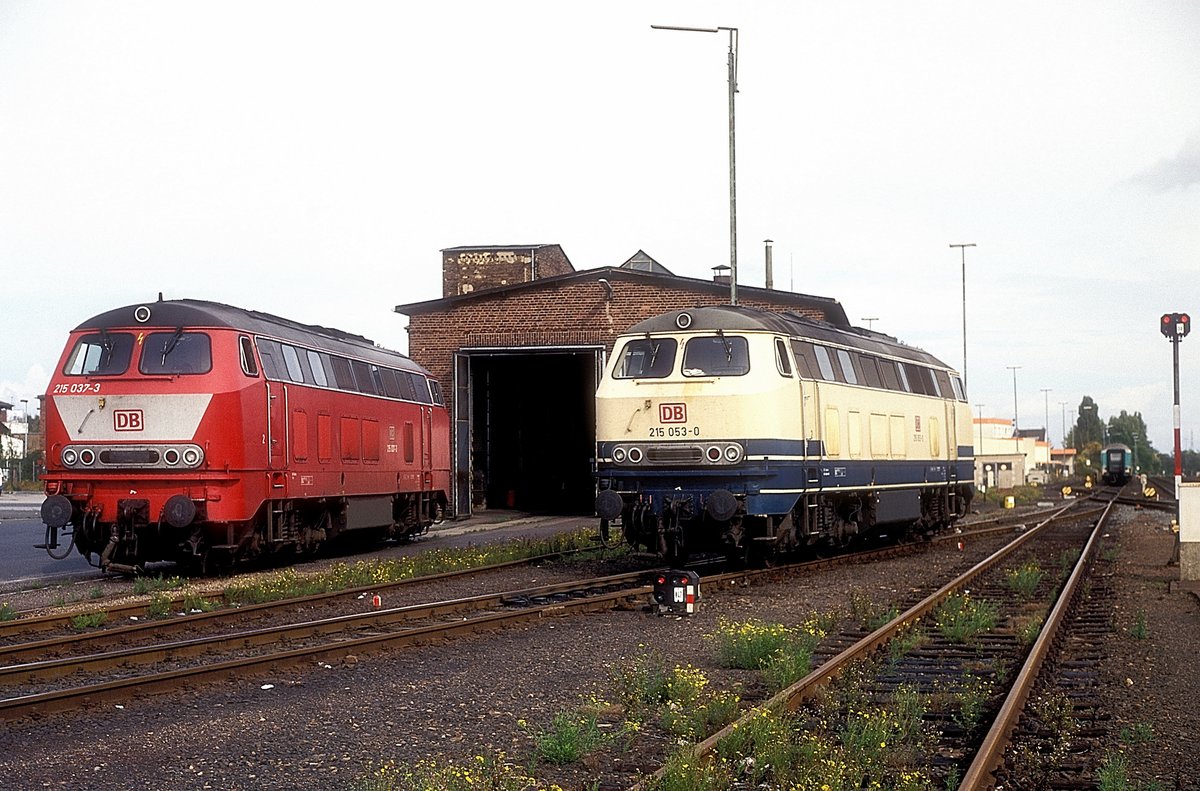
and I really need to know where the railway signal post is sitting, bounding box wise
[1160,312,1190,565]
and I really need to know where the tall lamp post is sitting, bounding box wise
[1040,388,1051,444]
[1007,365,1021,462]
[950,243,976,392]
[653,23,739,305]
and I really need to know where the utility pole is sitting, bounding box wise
[950,243,976,392]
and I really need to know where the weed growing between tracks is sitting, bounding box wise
[223,528,608,605]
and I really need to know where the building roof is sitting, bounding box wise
[619,250,673,275]
[394,266,850,326]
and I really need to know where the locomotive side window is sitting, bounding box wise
[683,335,750,377]
[330,356,355,391]
[139,332,212,375]
[934,370,954,400]
[614,338,677,379]
[239,336,259,377]
[411,375,434,404]
[877,359,901,391]
[895,363,912,393]
[281,344,305,383]
[256,339,283,379]
[951,375,966,401]
[789,340,818,379]
[379,367,402,398]
[812,345,837,381]
[63,332,135,376]
[775,338,793,377]
[429,380,445,406]
[836,350,858,385]
[857,354,883,389]
[306,350,329,387]
[394,371,418,401]
[351,360,379,395]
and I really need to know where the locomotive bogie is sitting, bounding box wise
[39,299,451,574]
[595,307,975,561]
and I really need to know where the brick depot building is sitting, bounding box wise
[395,244,849,517]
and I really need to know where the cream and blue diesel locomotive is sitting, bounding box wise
[594,306,975,561]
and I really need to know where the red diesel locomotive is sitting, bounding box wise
[39,298,451,574]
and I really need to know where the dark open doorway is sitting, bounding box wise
[467,350,599,514]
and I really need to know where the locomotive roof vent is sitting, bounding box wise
[675,312,693,330]
[134,305,153,323]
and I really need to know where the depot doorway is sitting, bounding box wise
[455,349,602,516]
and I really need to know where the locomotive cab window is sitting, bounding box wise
[614,338,677,379]
[683,335,750,377]
[139,331,212,375]
[774,338,793,377]
[63,332,135,376]
[239,336,259,377]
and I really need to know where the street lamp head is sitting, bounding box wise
[651,24,719,33]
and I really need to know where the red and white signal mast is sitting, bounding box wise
[1161,311,1190,558]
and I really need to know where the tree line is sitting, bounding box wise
[1064,395,1199,476]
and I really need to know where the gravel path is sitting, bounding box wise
[1,503,1196,790]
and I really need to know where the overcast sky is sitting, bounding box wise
[2,1,1198,452]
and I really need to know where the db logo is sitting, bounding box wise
[114,409,144,432]
[659,403,687,423]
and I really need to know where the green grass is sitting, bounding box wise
[530,711,608,765]
[69,611,108,630]
[223,528,605,606]
[1004,561,1044,599]
[0,602,15,621]
[934,593,999,644]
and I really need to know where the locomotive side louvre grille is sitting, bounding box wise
[647,446,704,464]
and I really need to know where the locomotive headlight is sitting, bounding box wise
[627,447,644,464]
[79,449,96,466]
[706,446,722,463]
[62,448,78,466]
[724,445,743,463]
[613,447,627,463]
[163,448,181,466]
[182,447,202,467]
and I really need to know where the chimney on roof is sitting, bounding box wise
[712,264,731,285]
[764,239,774,290]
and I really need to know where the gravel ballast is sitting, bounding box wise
[1,505,1196,790]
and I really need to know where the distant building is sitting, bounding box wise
[973,417,1056,488]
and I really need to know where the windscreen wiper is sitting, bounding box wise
[161,327,183,366]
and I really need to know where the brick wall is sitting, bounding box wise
[440,245,574,298]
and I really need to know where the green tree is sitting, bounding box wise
[1067,397,1106,451]
[1106,411,1163,474]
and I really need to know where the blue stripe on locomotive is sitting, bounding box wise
[598,438,974,517]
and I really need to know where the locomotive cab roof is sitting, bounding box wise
[624,306,954,371]
[73,298,425,373]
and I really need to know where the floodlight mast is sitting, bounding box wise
[652,24,739,305]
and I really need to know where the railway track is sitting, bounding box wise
[0,517,1037,723]
[629,494,1119,790]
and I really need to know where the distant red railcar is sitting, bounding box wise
[39,298,450,574]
